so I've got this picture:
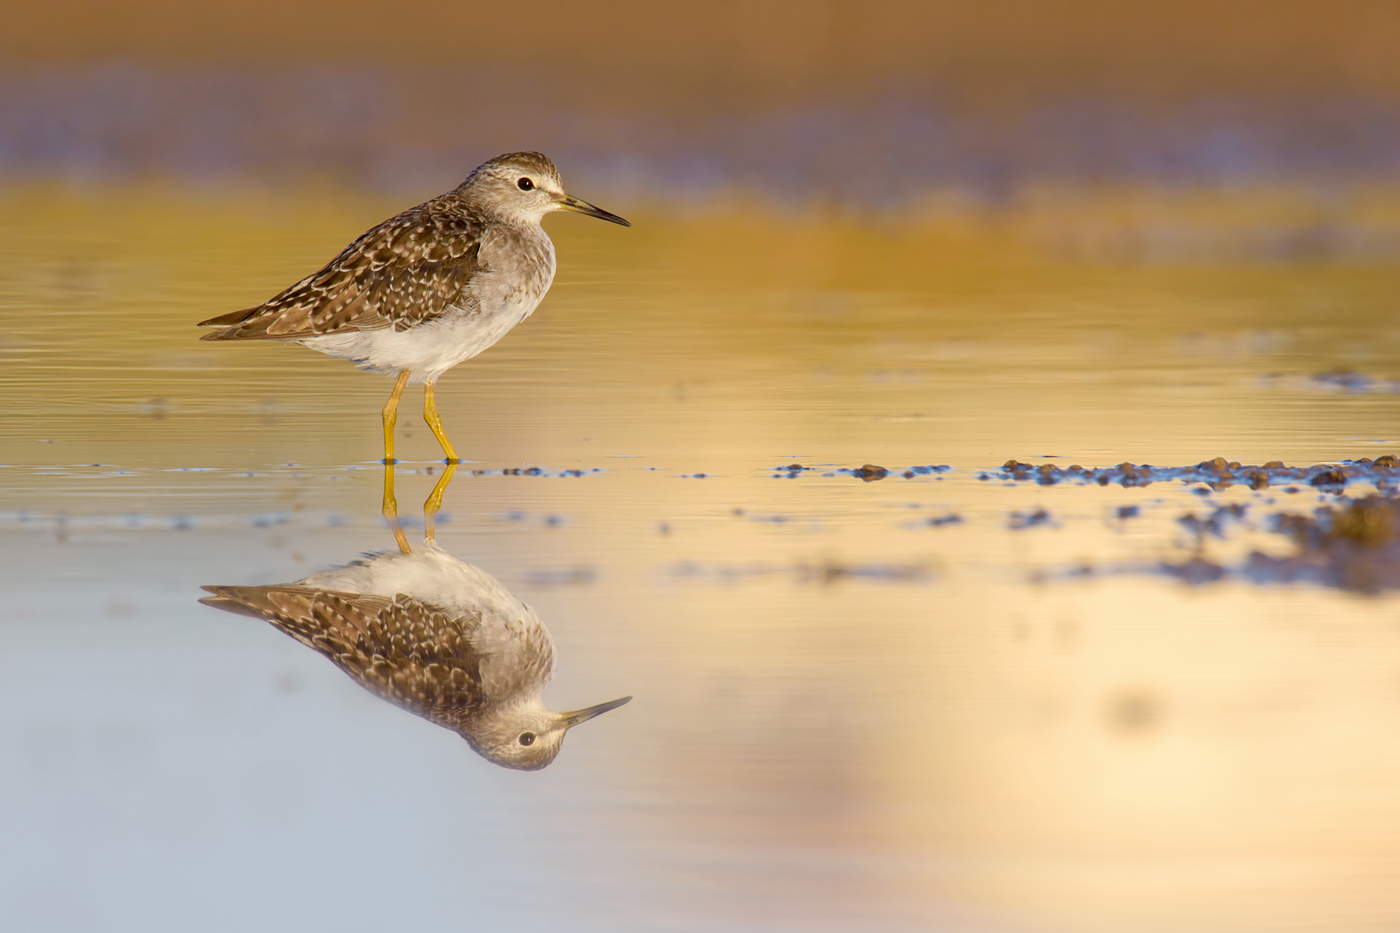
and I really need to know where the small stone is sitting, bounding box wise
[852,464,888,482]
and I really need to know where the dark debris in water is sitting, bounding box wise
[1178,503,1249,539]
[1008,508,1055,530]
[803,561,929,584]
[1310,369,1400,394]
[850,464,888,482]
[502,511,563,526]
[997,455,1400,490]
[1160,556,1229,584]
[1247,495,1400,593]
[783,463,952,481]
[901,465,951,478]
[774,463,951,480]
[467,467,602,478]
[1163,494,1400,593]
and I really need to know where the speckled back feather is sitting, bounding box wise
[199,585,488,733]
[198,196,484,341]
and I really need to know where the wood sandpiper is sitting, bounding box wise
[198,151,629,463]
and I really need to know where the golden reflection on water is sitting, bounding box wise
[5,183,1400,930]
[5,183,1400,470]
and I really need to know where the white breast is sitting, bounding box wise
[298,225,557,383]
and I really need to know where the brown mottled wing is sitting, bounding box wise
[199,585,487,730]
[198,198,484,340]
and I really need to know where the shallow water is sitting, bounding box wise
[5,184,1400,931]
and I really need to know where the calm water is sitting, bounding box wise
[5,184,1400,931]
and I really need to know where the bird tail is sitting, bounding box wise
[198,585,391,650]
[196,307,263,341]
[198,585,289,619]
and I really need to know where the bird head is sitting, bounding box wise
[466,695,633,771]
[462,151,630,228]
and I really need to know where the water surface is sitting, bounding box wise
[4,185,1400,931]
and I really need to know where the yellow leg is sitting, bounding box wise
[423,381,459,463]
[382,461,410,554]
[382,370,411,464]
[424,462,459,544]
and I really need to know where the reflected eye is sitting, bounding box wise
[517,177,534,191]
[518,732,536,746]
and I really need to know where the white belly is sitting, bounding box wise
[297,290,545,383]
[295,221,556,383]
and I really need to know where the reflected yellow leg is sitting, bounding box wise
[423,380,459,463]
[382,461,410,554]
[382,370,411,464]
[424,462,459,544]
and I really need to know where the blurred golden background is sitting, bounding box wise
[5,0,1400,209]
[7,5,1400,933]
[9,1,1400,98]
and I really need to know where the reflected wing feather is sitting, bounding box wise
[199,585,488,728]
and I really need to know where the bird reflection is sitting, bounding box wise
[200,464,630,770]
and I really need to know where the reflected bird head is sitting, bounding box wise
[462,151,630,228]
[469,695,633,771]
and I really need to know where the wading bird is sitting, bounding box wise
[199,151,629,463]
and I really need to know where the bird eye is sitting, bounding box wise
[518,732,536,746]
[517,177,534,191]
